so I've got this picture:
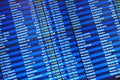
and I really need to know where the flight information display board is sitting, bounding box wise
[0,0,120,80]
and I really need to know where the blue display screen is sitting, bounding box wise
[0,0,120,80]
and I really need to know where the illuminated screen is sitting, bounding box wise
[0,0,120,80]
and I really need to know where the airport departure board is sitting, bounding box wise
[1,0,120,80]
